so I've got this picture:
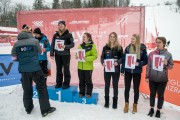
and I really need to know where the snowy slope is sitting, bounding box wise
[0,85,179,120]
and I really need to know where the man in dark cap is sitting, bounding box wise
[22,24,32,33]
[11,32,56,117]
[33,27,51,81]
[50,20,74,89]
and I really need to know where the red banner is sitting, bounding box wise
[17,7,145,86]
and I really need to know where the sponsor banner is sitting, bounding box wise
[0,54,21,87]
[17,7,145,87]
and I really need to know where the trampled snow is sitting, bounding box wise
[1,1,180,120]
[0,85,179,120]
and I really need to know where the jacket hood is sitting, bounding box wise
[56,29,69,36]
[81,40,93,46]
[35,33,46,41]
[155,49,167,54]
[17,32,33,40]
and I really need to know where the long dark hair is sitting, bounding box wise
[84,32,94,44]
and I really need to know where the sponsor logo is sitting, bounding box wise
[0,62,13,76]
[69,20,89,25]
[32,21,43,27]
[116,16,128,26]
[19,46,33,52]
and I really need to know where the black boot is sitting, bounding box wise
[112,97,118,109]
[148,108,154,117]
[104,96,109,108]
[155,110,161,118]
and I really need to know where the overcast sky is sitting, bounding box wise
[10,0,177,6]
[11,0,53,6]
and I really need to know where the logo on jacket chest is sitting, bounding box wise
[19,46,34,52]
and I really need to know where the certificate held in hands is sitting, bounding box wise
[55,40,64,51]
[77,49,85,62]
[125,54,137,69]
[40,43,44,55]
[152,55,165,72]
[104,59,115,72]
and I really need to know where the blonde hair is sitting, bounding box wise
[107,32,121,50]
[129,34,141,59]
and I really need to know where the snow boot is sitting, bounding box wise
[104,96,109,108]
[42,107,56,117]
[112,97,118,109]
[124,102,129,113]
[155,110,161,118]
[148,108,154,117]
[132,103,137,114]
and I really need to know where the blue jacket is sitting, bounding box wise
[11,32,42,72]
[121,44,148,74]
[35,34,50,60]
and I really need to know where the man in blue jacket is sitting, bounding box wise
[11,32,55,117]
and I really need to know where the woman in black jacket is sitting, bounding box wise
[121,34,148,113]
[101,32,123,109]
[50,20,74,89]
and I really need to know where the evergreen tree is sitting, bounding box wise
[52,0,60,9]
[177,0,180,8]
[102,0,110,7]
[73,0,81,8]
[92,0,102,8]
[33,0,44,10]
[61,0,73,9]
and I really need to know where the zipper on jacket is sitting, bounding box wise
[157,50,160,81]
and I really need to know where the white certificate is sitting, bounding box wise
[55,40,64,51]
[77,49,85,62]
[125,54,137,69]
[152,55,165,72]
[104,59,115,72]
[40,43,44,55]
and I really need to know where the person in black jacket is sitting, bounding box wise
[50,20,74,89]
[121,34,148,113]
[11,32,55,117]
[101,32,123,109]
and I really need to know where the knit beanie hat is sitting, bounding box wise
[33,28,42,35]
[58,20,66,26]
[22,24,28,29]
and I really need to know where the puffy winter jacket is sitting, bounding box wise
[36,34,50,60]
[77,42,97,70]
[50,29,74,56]
[146,49,174,82]
[11,32,42,72]
[121,43,148,74]
[101,45,123,73]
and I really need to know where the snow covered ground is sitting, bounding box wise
[0,1,180,120]
[0,85,179,120]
